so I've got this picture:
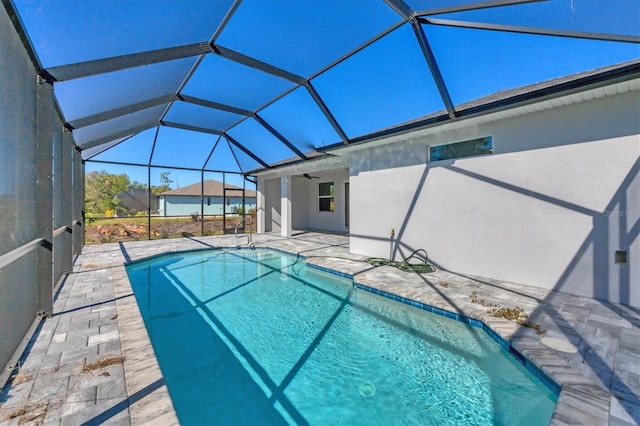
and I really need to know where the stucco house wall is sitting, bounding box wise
[159,195,254,217]
[259,169,350,234]
[157,179,256,217]
[347,87,639,306]
[303,170,350,233]
[262,178,282,232]
[254,81,638,307]
[291,177,309,230]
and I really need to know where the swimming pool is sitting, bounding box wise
[126,248,557,425]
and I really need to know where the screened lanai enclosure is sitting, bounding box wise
[1,0,639,388]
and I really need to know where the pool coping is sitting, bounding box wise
[112,264,180,425]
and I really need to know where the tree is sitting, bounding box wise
[85,170,134,215]
[160,171,172,187]
[130,180,147,190]
[151,171,173,194]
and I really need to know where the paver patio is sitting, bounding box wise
[1,232,638,425]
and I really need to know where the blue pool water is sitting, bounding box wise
[126,249,557,425]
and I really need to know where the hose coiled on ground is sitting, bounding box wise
[292,249,435,276]
[365,249,436,274]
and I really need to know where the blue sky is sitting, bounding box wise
[14,0,640,185]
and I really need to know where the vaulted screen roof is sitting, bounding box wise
[8,0,640,175]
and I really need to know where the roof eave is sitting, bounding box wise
[319,59,640,153]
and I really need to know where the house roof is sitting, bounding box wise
[252,59,640,174]
[392,59,640,129]
[159,180,256,198]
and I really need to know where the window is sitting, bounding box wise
[430,136,492,162]
[318,182,335,212]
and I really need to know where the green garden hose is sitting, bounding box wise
[365,249,436,274]
[295,249,435,275]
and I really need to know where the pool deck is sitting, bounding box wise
[1,232,638,425]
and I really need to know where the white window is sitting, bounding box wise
[430,136,492,162]
[318,182,335,212]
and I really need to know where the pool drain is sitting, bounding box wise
[359,382,376,397]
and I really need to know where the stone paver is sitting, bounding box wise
[1,232,638,425]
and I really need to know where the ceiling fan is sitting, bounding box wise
[302,173,319,180]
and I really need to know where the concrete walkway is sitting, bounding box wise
[0,232,638,425]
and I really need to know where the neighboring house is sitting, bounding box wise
[158,180,256,217]
[113,189,159,216]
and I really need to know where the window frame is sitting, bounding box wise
[318,181,335,212]
[429,136,493,163]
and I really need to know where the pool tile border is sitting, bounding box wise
[261,248,564,396]
[123,246,226,266]
[353,283,562,395]
[305,261,354,280]
[305,252,561,396]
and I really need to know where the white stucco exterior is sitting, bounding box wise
[262,177,282,232]
[259,169,350,234]
[158,195,255,217]
[256,81,640,307]
[258,154,350,234]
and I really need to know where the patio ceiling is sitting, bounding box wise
[6,0,640,174]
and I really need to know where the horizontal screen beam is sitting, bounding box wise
[48,43,209,82]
